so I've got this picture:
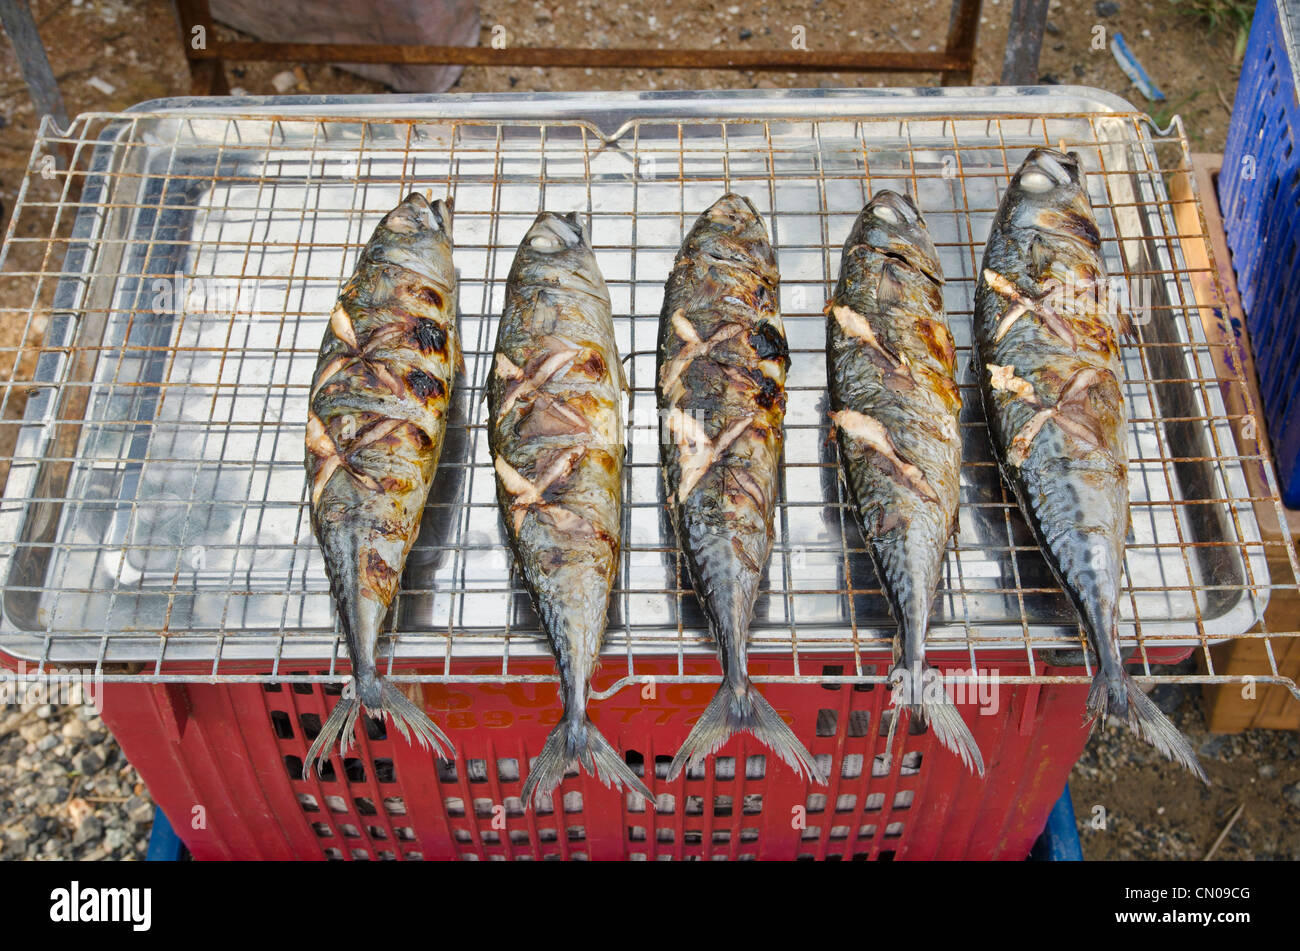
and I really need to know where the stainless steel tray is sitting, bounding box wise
[0,89,1273,678]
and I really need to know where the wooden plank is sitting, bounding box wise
[1171,155,1300,733]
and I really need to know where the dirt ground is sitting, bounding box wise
[0,0,1296,861]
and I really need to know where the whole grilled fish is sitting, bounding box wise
[974,149,1206,781]
[658,194,825,784]
[488,212,654,809]
[303,193,459,776]
[827,191,983,775]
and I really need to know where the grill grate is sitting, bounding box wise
[0,91,1295,703]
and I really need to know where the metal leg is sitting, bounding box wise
[172,0,229,95]
[941,0,983,85]
[1001,0,1052,85]
[0,0,70,128]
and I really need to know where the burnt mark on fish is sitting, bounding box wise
[412,285,445,310]
[570,349,608,379]
[407,368,445,402]
[915,316,958,374]
[750,322,790,369]
[755,374,782,410]
[410,318,448,355]
[364,549,398,592]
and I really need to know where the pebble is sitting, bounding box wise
[271,71,298,94]
[1284,783,1300,810]
[0,700,152,859]
[1259,764,1277,780]
[1096,0,1120,15]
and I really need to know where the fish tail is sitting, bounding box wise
[893,662,985,776]
[1087,668,1207,784]
[521,712,654,811]
[668,678,827,784]
[301,676,454,780]
[302,687,362,779]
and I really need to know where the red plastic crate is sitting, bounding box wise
[92,650,1122,861]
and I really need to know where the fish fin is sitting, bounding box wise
[899,684,984,777]
[302,687,363,779]
[378,680,455,760]
[1086,669,1208,784]
[667,679,827,784]
[1117,306,1138,340]
[520,715,654,811]
[617,352,631,393]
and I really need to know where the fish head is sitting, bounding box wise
[516,211,608,296]
[847,190,942,283]
[1001,149,1099,246]
[368,192,454,284]
[693,193,777,269]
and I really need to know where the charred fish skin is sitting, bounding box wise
[658,194,824,784]
[827,191,983,775]
[488,212,653,809]
[303,193,459,776]
[974,149,1205,781]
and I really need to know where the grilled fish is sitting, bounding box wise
[658,194,825,784]
[303,193,459,776]
[488,212,654,809]
[974,149,1206,781]
[827,191,983,774]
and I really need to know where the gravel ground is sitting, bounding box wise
[0,701,154,861]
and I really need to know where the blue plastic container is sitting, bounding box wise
[1220,0,1300,507]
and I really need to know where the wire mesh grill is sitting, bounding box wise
[0,92,1295,698]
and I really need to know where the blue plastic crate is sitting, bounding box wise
[1221,0,1300,508]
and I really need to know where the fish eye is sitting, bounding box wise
[1020,170,1055,193]
[873,204,901,224]
[530,233,564,250]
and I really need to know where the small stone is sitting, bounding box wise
[34,705,54,720]
[104,828,128,851]
[1149,683,1183,714]
[1039,74,1061,85]
[1095,0,1120,15]
[739,28,752,40]
[1045,19,1061,34]
[60,719,86,742]
[35,734,57,752]
[1283,783,1300,810]
[18,723,44,744]
[1259,764,1277,780]
[85,77,117,96]
[1053,43,1065,51]
[270,70,298,94]
[72,815,103,847]
[126,796,154,825]
[73,750,104,775]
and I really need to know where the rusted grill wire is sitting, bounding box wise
[0,96,1295,701]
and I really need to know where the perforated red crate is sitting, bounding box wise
[91,649,1136,861]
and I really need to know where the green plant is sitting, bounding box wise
[1171,0,1256,63]
[1149,90,1203,131]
